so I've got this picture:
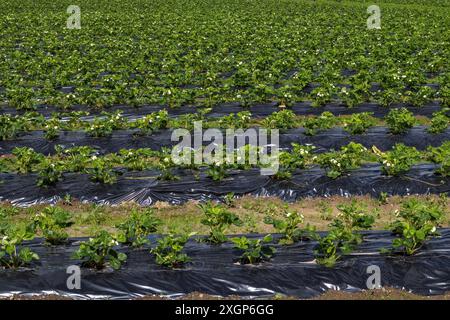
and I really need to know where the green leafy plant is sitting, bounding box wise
[86,111,125,137]
[343,112,377,134]
[310,84,335,107]
[33,206,73,245]
[59,146,96,172]
[264,210,309,245]
[116,208,161,247]
[373,144,421,176]
[157,154,180,181]
[406,86,435,108]
[36,158,63,187]
[223,192,236,207]
[275,144,315,179]
[385,108,416,134]
[43,117,62,140]
[150,232,194,268]
[119,148,156,171]
[73,230,127,270]
[0,115,28,141]
[386,199,445,255]
[378,192,389,205]
[311,200,376,267]
[428,108,449,134]
[88,157,118,184]
[206,161,229,181]
[0,206,19,219]
[318,142,367,179]
[6,87,36,110]
[318,200,333,221]
[218,111,252,129]
[303,112,337,136]
[198,201,242,244]
[427,141,450,177]
[132,110,169,135]
[231,234,276,264]
[0,225,39,269]
[262,109,297,130]
[339,86,365,108]
[12,147,43,173]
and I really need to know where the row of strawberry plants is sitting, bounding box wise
[1,107,449,141]
[1,140,448,186]
[1,82,448,111]
[0,196,447,270]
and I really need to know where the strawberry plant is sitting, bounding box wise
[170,108,211,130]
[0,0,446,112]
[0,115,28,141]
[275,144,315,179]
[88,157,118,184]
[428,108,449,134]
[206,162,229,181]
[36,158,63,187]
[427,142,450,177]
[231,235,275,264]
[343,112,377,135]
[116,208,161,247]
[58,146,96,172]
[43,117,62,140]
[303,111,337,136]
[312,201,376,267]
[6,87,36,110]
[386,199,445,255]
[373,144,421,176]
[318,142,367,179]
[150,232,194,268]
[441,87,450,108]
[264,210,308,245]
[12,147,43,174]
[157,154,179,181]
[33,206,73,245]
[86,111,125,137]
[339,87,365,108]
[310,84,335,108]
[0,225,39,269]
[132,110,169,135]
[218,111,252,129]
[262,109,297,130]
[198,201,242,244]
[405,86,435,108]
[73,230,127,270]
[379,89,403,108]
[385,108,416,134]
[119,148,156,171]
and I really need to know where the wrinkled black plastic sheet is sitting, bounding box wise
[1,126,448,155]
[0,230,449,299]
[0,164,448,207]
[0,101,444,119]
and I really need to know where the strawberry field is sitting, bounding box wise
[0,0,449,300]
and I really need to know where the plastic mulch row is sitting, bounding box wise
[1,126,448,155]
[0,230,449,299]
